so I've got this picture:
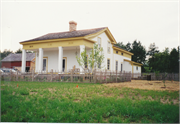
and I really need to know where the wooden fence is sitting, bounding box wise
[132,73,179,81]
[0,70,132,83]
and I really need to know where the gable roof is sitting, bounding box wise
[20,27,107,43]
[1,53,35,62]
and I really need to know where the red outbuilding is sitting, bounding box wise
[1,53,35,72]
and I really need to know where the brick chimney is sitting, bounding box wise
[69,21,77,31]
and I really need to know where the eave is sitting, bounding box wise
[113,46,134,56]
[124,59,143,66]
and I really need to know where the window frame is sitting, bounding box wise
[43,57,48,72]
[107,58,110,70]
[97,37,101,48]
[121,63,123,72]
[115,60,118,71]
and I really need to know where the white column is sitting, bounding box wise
[35,51,39,72]
[80,45,85,72]
[21,49,26,73]
[58,46,63,72]
[38,48,43,72]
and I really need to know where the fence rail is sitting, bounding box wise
[0,70,132,83]
[132,73,179,81]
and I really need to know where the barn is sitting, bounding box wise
[1,53,35,72]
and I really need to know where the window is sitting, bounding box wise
[107,41,111,54]
[97,37,101,48]
[43,58,47,71]
[121,53,123,55]
[107,59,110,70]
[116,51,118,54]
[108,47,110,54]
[121,64,123,72]
[116,61,118,71]
[136,66,138,70]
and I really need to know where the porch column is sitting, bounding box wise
[80,45,85,72]
[21,49,26,73]
[58,46,63,72]
[35,51,39,72]
[38,48,43,72]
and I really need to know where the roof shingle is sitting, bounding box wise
[1,53,35,62]
[21,27,107,43]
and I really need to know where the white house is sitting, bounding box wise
[20,21,142,74]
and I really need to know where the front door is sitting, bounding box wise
[43,58,47,71]
[62,57,67,72]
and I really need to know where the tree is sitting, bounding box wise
[125,42,131,52]
[114,42,132,52]
[114,42,126,50]
[130,40,146,64]
[147,43,159,72]
[15,48,22,53]
[152,48,170,72]
[76,44,105,72]
[169,47,179,73]
[147,43,159,57]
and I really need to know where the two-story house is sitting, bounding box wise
[19,21,142,74]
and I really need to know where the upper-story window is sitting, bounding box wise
[121,53,123,55]
[108,47,111,54]
[97,37,101,48]
[116,51,118,54]
[136,66,138,70]
[107,41,111,54]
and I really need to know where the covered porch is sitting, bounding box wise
[21,45,92,73]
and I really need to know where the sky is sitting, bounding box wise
[1,0,179,52]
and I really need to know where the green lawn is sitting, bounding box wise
[1,81,179,123]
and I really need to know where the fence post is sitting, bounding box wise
[105,69,107,83]
[100,70,102,83]
[116,70,117,83]
[71,70,73,82]
[10,70,12,81]
[51,69,53,82]
[32,70,34,82]
[83,71,85,82]
[0,71,1,81]
[93,69,96,83]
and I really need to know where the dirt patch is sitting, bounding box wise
[30,92,38,95]
[172,99,179,105]
[74,99,80,102]
[105,93,114,97]
[48,88,56,93]
[119,94,124,98]
[104,80,180,91]
[12,92,15,95]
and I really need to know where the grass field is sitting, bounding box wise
[1,80,179,123]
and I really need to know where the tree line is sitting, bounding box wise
[115,40,179,73]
